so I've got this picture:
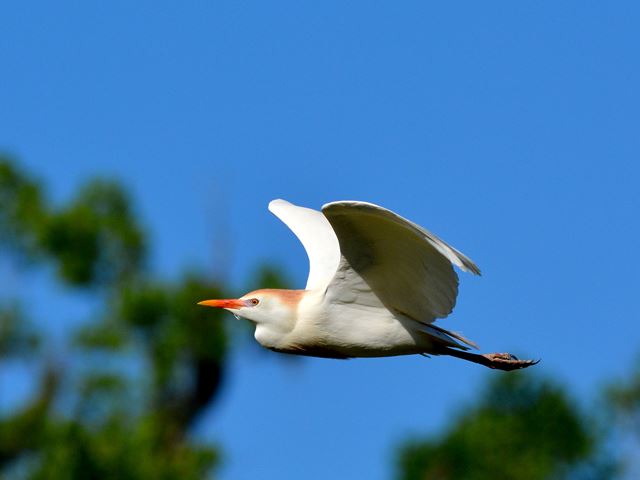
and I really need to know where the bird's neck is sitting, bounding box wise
[252,289,312,350]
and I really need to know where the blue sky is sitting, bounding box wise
[1,1,639,479]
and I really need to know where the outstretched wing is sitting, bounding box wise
[268,199,341,291]
[322,201,480,324]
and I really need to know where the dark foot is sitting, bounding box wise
[482,353,539,371]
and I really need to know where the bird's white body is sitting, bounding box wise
[200,199,537,370]
[253,288,423,358]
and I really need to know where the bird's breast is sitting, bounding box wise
[277,297,422,358]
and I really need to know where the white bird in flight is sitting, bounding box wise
[199,199,537,371]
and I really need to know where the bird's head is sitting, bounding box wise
[197,289,304,328]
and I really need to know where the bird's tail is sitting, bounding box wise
[420,323,479,350]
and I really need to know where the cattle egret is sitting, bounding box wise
[199,200,538,371]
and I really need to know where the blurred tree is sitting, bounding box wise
[396,373,601,480]
[0,155,281,479]
[607,358,640,432]
[606,357,640,477]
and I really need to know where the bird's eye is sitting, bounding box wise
[250,298,260,306]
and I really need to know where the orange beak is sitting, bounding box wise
[197,299,245,309]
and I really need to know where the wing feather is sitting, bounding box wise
[322,201,480,324]
[268,199,341,291]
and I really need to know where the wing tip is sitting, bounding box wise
[460,259,482,276]
[449,247,481,276]
[268,198,292,212]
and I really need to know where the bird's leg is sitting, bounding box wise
[437,347,539,371]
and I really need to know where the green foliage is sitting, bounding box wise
[397,373,595,480]
[0,155,276,479]
[0,303,39,357]
[0,157,46,258]
[40,179,146,286]
[0,157,145,285]
[29,416,217,480]
[607,358,640,425]
[604,357,640,477]
[0,368,57,466]
[252,264,291,290]
[75,322,130,350]
[118,281,170,329]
